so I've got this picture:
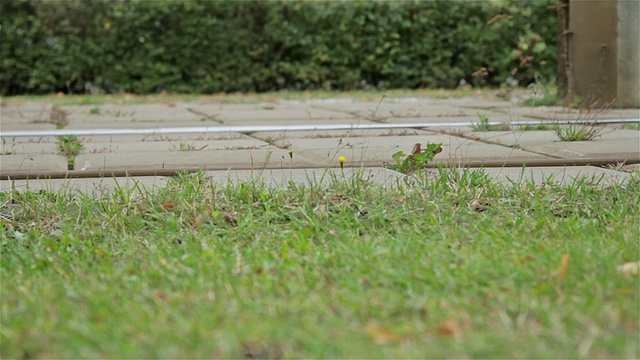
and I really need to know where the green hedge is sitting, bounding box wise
[1,0,557,95]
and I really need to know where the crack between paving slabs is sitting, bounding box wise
[432,127,567,160]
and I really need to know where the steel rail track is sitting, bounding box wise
[2,156,638,180]
[1,118,638,137]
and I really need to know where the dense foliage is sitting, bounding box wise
[1,0,557,95]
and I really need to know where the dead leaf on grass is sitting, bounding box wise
[617,261,640,275]
[161,202,178,211]
[436,319,463,338]
[518,254,534,265]
[193,214,204,229]
[153,291,168,301]
[557,254,569,279]
[365,322,401,345]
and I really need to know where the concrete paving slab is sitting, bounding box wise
[523,139,639,159]
[1,123,58,131]
[321,96,519,110]
[444,97,517,109]
[251,128,433,141]
[1,142,58,155]
[61,104,203,123]
[64,119,219,129]
[466,129,640,159]
[81,139,275,154]
[75,132,248,143]
[1,136,59,145]
[456,166,632,186]
[271,134,436,154]
[1,103,53,123]
[464,128,638,145]
[495,106,640,121]
[611,109,640,118]
[313,101,469,118]
[1,154,68,172]
[179,102,358,123]
[1,176,169,193]
[427,140,551,164]
[612,123,640,130]
[383,113,535,124]
[314,102,535,124]
[428,126,477,134]
[74,148,318,171]
[251,128,431,141]
[210,117,375,127]
[276,134,552,167]
[205,167,405,187]
[458,129,556,145]
[76,134,166,143]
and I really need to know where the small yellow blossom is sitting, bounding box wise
[338,156,346,169]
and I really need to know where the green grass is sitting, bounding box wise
[1,170,638,358]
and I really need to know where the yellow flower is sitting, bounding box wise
[338,156,346,169]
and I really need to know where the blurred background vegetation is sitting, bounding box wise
[1,0,557,96]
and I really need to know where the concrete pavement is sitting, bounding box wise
[1,94,638,192]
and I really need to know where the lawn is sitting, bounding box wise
[1,169,638,358]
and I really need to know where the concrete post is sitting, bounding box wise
[617,0,640,108]
[569,0,640,108]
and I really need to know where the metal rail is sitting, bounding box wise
[2,156,637,180]
[1,118,638,137]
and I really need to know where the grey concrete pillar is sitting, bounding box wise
[569,0,639,108]
[617,0,640,108]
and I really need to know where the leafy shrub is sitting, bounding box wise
[0,0,557,95]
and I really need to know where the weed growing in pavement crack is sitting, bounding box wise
[170,142,208,151]
[384,142,443,174]
[553,122,604,141]
[551,97,615,141]
[57,135,84,170]
[517,122,552,131]
[624,122,640,130]
[471,113,511,132]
